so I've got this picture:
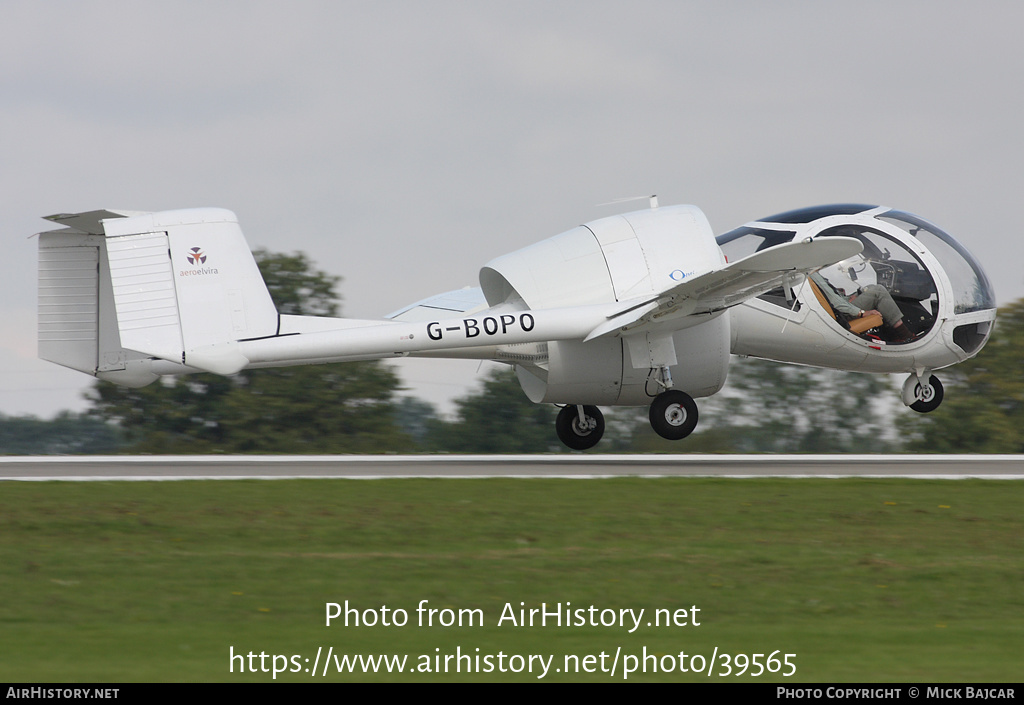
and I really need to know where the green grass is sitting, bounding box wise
[1,478,1021,682]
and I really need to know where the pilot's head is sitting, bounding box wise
[826,253,877,293]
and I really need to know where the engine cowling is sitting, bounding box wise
[479,205,730,406]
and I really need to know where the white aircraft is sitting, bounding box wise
[36,200,996,449]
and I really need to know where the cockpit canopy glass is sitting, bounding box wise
[717,206,947,344]
[876,211,996,314]
[813,224,938,341]
[717,205,994,343]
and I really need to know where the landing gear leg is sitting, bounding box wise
[902,372,944,413]
[555,404,605,450]
[649,390,699,440]
[661,365,674,391]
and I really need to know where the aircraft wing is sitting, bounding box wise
[586,235,863,340]
[386,287,488,323]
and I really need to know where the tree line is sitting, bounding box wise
[4,252,1021,454]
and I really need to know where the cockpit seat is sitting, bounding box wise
[808,278,884,334]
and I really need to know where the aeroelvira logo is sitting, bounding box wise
[186,247,207,265]
[179,246,219,277]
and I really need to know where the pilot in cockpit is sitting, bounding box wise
[809,270,913,342]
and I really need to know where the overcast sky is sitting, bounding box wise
[3,1,1022,417]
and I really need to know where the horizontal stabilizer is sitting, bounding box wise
[43,210,146,235]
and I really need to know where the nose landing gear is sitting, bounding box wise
[902,372,944,413]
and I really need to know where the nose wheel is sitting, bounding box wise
[902,373,944,413]
[555,405,605,450]
[649,390,699,440]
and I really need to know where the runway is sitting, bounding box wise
[0,454,1021,480]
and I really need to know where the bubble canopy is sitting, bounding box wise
[716,204,996,343]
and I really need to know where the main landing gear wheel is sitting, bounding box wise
[904,374,944,413]
[555,405,605,450]
[649,390,699,440]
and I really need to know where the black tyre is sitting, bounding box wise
[910,375,944,413]
[649,390,699,440]
[555,405,605,450]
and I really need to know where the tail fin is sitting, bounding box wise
[38,208,278,384]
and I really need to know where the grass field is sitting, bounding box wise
[1,477,1021,682]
